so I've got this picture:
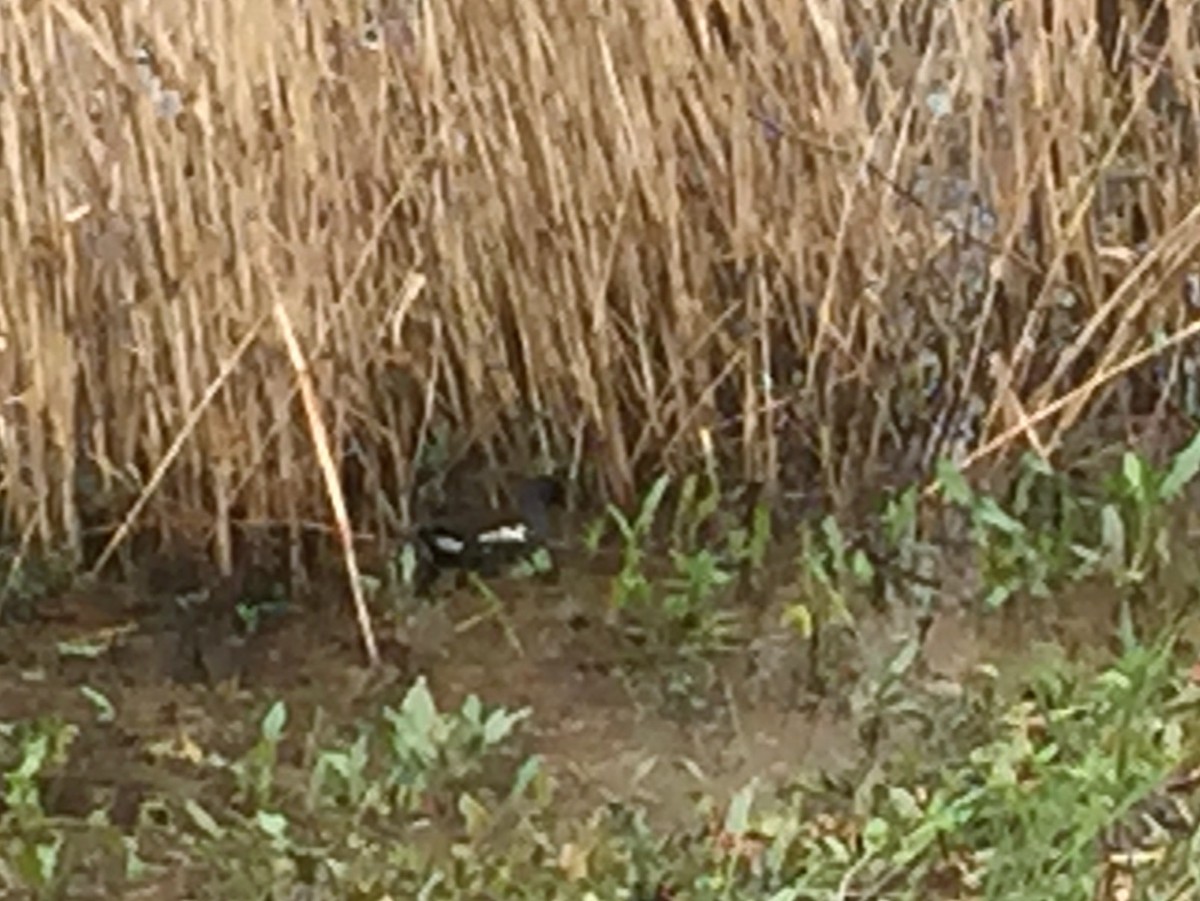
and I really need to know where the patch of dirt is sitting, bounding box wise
[0,564,1131,837]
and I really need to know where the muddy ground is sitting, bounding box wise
[0,547,1131,848]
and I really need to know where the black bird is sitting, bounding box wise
[411,475,565,594]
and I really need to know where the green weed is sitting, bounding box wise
[0,717,77,893]
[931,432,1200,608]
[593,474,758,708]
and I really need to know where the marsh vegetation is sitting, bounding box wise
[3,0,1200,897]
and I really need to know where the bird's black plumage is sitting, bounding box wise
[411,475,565,594]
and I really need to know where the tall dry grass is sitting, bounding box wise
[1,0,1199,573]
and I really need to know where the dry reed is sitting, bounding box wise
[1,0,1199,575]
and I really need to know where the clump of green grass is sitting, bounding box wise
[0,716,80,894]
[3,627,1197,898]
[583,473,772,708]
[929,427,1200,610]
[0,547,75,623]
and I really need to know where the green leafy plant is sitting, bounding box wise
[791,514,876,632]
[957,641,1187,898]
[382,675,530,792]
[231,701,288,810]
[309,676,533,823]
[725,492,773,576]
[934,455,1090,608]
[0,717,77,892]
[606,478,747,664]
[602,474,671,611]
[1096,431,1200,585]
[929,434,1200,608]
[235,584,290,636]
[875,483,940,611]
[0,549,75,623]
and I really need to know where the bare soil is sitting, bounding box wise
[0,560,1129,839]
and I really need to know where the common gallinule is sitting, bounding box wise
[411,474,565,594]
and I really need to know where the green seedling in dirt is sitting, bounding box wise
[392,541,422,593]
[668,474,773,577]
[603,474,754,621]
[308,732,372,813]
[307,677,538,828]
[0,717,78,892]
[616,478,725,604]
[603,474,671,611]
[725,493,773,576]
[378,676,531,813]
[231,700,288,810]
[0,548,75,624]
[848,633,925,757]
[1,717,78,823]
[663,548,735,624]
[1097,431,1200,586]
[670,473,721,552]
[581,515,607,554]
[653,548,744,710]
[235,584,290,636]
[672,550,746,651]
[598,476,756,711]
[787,515,875,691]
[508,545,556,580]
[931,437,1200,609]
[876,483,939,611]
[934,456,1093,608]
[794,515,875,624]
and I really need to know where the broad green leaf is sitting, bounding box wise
[262,701,287,742]
[402,677,439,734]
[723,780,757,836]
[889,786,922,820]
[975,498,1025,536]
[15,734,49,779]
[1122,451,1149,502]
[510,755,542,799]
[635,474,671,534]
[887,637,921,678]
[256,810,288,840]
[1162,428,1200,500]
[461,694,482,728]
[862,816,890,852]
[1100,504,1126,571]
[458,792,490,836]
[935,458,974,506]
[850,549,875,583]
[483,706,530,745]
